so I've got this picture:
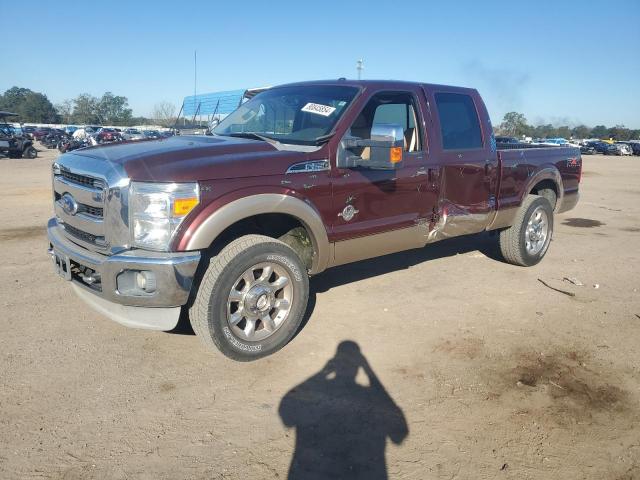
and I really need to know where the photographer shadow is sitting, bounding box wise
[279,341,408,480]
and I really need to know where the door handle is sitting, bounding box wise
[412,167,427,177]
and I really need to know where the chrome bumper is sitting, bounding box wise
[47,218,201,330]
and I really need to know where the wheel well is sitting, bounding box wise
[207,213,315,270]
[530,180,558,209]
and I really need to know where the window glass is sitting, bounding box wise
[214,85,358,145]
[348,92,421,152]
[434,93,483,150]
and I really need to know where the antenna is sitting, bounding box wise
[356,59,364,80]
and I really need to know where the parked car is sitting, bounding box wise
[22,125,37,138]
[121,128,145,141]
[0,112,38,158]
[495,136,520,144]
[579,143,596,155]
[47,79,581,360]
[32,127,54,140]
[142,129,162,139]
[96,128,122,143]
[64,125,78,135]
[590,141,617,155]
[628,142,640,155]
[538,138,569,146]
[613,143,633,156]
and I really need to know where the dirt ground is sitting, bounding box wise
[1,145,639,480]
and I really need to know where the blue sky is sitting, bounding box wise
[2,0,639,127]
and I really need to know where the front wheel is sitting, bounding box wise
[190,234,309,361]
[499,194,554,266]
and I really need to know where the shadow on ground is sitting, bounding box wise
[279,341,408,479]
[170,232,501,336]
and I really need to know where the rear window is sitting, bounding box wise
[434,93,483,150]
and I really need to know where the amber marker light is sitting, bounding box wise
[173,197,199,216]
[390,147,403,164]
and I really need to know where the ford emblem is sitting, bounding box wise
[61,193,79,216]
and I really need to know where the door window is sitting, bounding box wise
[434,93,483,150]
[348,92,422,153]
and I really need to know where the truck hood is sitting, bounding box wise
[66,135,310,182]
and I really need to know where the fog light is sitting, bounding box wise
[116,270,157,296]
[135,271,156,293]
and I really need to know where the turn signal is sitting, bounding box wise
[390,147,403,164]
[173,197,198,216]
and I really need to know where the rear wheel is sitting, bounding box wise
[499,195,553,267]
[190,234,309,361]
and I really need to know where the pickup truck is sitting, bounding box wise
[47,80,581,361]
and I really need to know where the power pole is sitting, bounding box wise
[356,59,364,80]
[194,50,198,126]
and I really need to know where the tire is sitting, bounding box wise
[23,146,37,159]
[190,234,309,361]
[499,194,554,267]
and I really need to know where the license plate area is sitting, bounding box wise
[51,249,72,281]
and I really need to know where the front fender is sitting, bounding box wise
[180,193,330,275]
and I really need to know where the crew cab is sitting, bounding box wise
[47,80,581,360]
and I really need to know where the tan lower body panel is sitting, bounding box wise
[330,226,425,268]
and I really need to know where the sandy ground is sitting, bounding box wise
[0,145,639,480]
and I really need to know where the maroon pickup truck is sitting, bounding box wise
[47,80,581,360]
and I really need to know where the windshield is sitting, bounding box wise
[213,85,359,145]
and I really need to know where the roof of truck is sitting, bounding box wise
[277,79,478,93]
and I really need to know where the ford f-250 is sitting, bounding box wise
[47,80,581,361]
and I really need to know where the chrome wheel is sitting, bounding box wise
[226,262,293,342]
[525,206,549,255]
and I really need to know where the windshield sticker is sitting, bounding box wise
[301,103,336,117]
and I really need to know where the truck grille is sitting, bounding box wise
[60,170,106,189]
[52,157,130,254]
[62,223,104,246]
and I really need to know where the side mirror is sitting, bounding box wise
[338,123,404,170]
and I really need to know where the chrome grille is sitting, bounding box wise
[81,205,103,217]
[62,223,105,246]
[52,156,130,255]
[60,170,106,189]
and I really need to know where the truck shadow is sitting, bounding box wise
[312,232,500,295]
[172,232,500,336]
[279,340,408,479]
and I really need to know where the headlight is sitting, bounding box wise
[130,182,199,251]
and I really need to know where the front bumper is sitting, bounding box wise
[47,218,201,330]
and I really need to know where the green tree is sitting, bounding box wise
[571,125,591,139]
[70,93,101,124]
[0,86,60,123]
[97,92,132,125]
[499,112,529,136]
[607,125,631,141]
[556,126,571,139]
[590,125,608,139]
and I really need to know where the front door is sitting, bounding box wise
[331,90,432,265]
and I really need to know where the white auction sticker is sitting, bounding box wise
[301,102,336,117]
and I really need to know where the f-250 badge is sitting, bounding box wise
[338,204,359,222]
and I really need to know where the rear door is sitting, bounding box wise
[427,90,497,236]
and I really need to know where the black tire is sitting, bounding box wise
[190,234,309,361]
[499,194,554,267]
[23,146,37,159]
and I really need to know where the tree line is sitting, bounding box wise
[0,86,177,127]
[497,112,640,141]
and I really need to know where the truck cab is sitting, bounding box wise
[47,80,581,360]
